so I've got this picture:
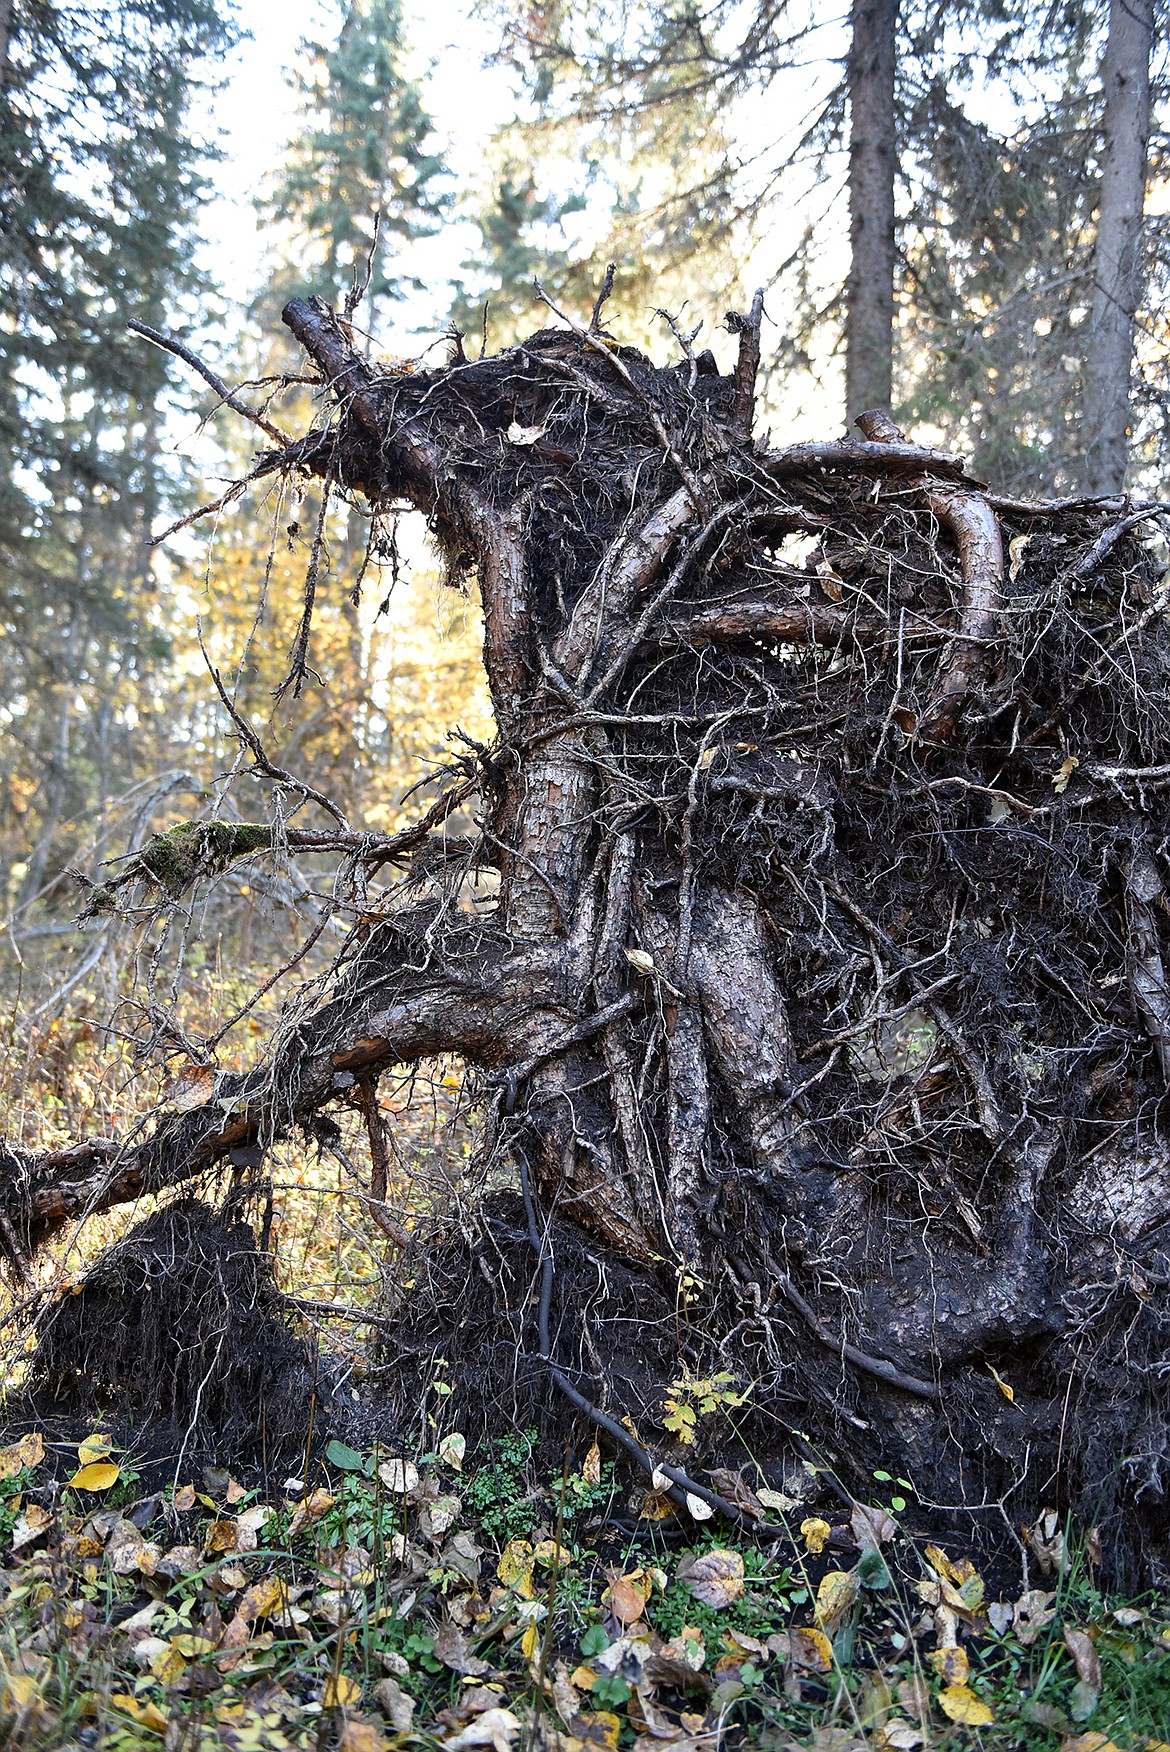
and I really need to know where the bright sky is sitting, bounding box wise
[197,0,516,351]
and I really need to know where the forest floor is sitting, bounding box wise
[1,1416,1169,1752]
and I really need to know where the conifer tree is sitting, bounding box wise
[266,0,447,330]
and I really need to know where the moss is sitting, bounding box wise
[139,821,272,897]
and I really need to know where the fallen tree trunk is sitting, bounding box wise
[6,290,1170,1579]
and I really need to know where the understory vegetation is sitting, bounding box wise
[1,1417,1169,1752]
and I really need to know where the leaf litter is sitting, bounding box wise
[0,1429,1167,1750]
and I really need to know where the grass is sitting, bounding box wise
[0,1426,1167,1752]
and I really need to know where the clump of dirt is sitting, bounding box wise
[26,1198,321,1473]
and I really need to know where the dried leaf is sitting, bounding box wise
[851,1501,896,1547]
[988,1363,1016,1402]
[814,1569,859,1630]
[1053,757,1079,795]
[438,1432,466,1471]
[506,421,546,446]
[287,1487,334,1537]
[583,1441,602,1485]
[339,1721,389,1752]
[938,1684,994,1725]
[928,1644,969,1686]
[324,1674,363,1709]
[378,1457,419,1494]
[801,1516,831,1554]
[204,1518,238,1554]
[521,1621,540,1660]
[683,1549,744,1609]
[442,1706,523,1752]
[790,1626,833,1672]
[497,1539,535,1596]
[1063,1626,1101,1689]
[608,1571,651,1624]
[624,948,655,975]
[11,1504,52,1550]
[684,1492,714,1521]
[377,1676,415,1733]
[172,1483,196,1512]
[433,1619,492,1676]
[0,1431,44,1481]
[706,1469,763,1518]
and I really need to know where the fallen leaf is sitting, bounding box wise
[938,1684,994,1725]
[497,1539,535,1596]
[110,1694,169,1734]
[790,1626,833,1671]
[880,1722,924,1751]
[433,1619,492,1676]
[757,1486,800,1513]
[608,1571,652,1624]
[439,1433,467,1471]
[224,1477,247,1505]
[204,1518,238,1554]
[442,1706,523,1751]
[815,1569,859,1630]
[67,1460,120,1492]
[851,1501,896,1547]
[77,1432,112,1466]
[324,1673,363,1710]
[506,421,546,446]
[1064,1626,1101,1689]
[928,1644,969,1686]
[378,1458,419,1494]
[683,1549,744,1609]
[624,948,655,975]
[1053,757,1079,795]
[569,1711,620,1751]
[521,1621,540,1660]
[237,1575,287,1623]
[0,1431,44,1481]
[339,1721,389,1752]
[12,1504,52,1550]
[234,1503,271,1551]
[287,1487,334,1537]
[987,1363,1015,1402]
[1013,1588,1057,1646]
[172,1483,196,1512]
[684,1492,714,1521]
[801,1516,831,1554]
[706,1469,763,1518]
[583,1441,601,1485]
[377,1675,415,1732]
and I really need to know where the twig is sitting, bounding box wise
[777,1276,940,1400]
[589,262,617,334]
[203,639,350,828]
[128,320,292,447]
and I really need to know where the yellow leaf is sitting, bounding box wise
[173,1634,218,1658]
[204,1518,238,1553]
[77,1432,112,1467]
[988,1364,1015,1403]
[324,1673,363,1710]
[533,1539,570,1569]
[790,1626,833,1671]
[497,1539,535,1596]
[0,1672,41,1711]
[583,1441,601,1485]
[0,1431,44,1481]
[287,1487,334,1537]
[814,1569,859,1630]
[67,1461,120,1492]
[1053,756,1079,794]
[928,1644,969,1685]
[569,1665,596,1691]
[574,1711,619,1750]
[237,1575,286,1622]
[521,1621,540,1660]
[938,1684,994,1725]
[110,1694,168,1734]
[340,1721,390,1752]
[150,1642,188,1687]
[639,1488,675,1521]
[801,1516,831,1554]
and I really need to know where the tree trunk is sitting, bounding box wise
[6,293,1169,1577]
[845,0,898,425]
[1082,0,1152,496]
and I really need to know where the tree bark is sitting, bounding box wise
[1082,0,1152,496]
[845,0,898,425]
[6,292,1169,1576]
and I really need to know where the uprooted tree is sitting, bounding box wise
[3,285,1169,1579]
